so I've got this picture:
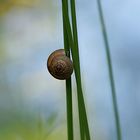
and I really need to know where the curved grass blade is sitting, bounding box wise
[97,0,122,140]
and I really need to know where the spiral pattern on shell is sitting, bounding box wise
[47,49,73,80]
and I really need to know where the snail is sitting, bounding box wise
[47,49,73,80]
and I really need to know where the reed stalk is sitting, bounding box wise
[97,1,122,140]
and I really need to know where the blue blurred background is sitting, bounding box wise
[0,0,140,140]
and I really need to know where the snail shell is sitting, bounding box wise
[47,49,73,80]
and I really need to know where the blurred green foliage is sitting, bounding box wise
[0,0,66,139]
[0,112,61,140]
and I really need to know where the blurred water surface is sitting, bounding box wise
[0,0,140,140]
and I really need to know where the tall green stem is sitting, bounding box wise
[62,0,91,139]
[62,1,73,140]
[66,77,73,140]
[62,0,84,139]
[97,1,122,140]
[70,0,91,139]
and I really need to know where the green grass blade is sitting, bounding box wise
[62,1,85,140]
[62,0,91,139]
[66,78,73,140]
[70,0,91,139]
[62,2,74,140]
[97,1,122,140]
[61,0,85,139]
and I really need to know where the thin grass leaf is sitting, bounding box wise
[62,1,85,139]
[70,0,91,139]
[97,0,122,140]
[65,77,73,140]
[62,1,74,140]
[62,0,91,139]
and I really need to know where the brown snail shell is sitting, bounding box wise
[47,49,73,80]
